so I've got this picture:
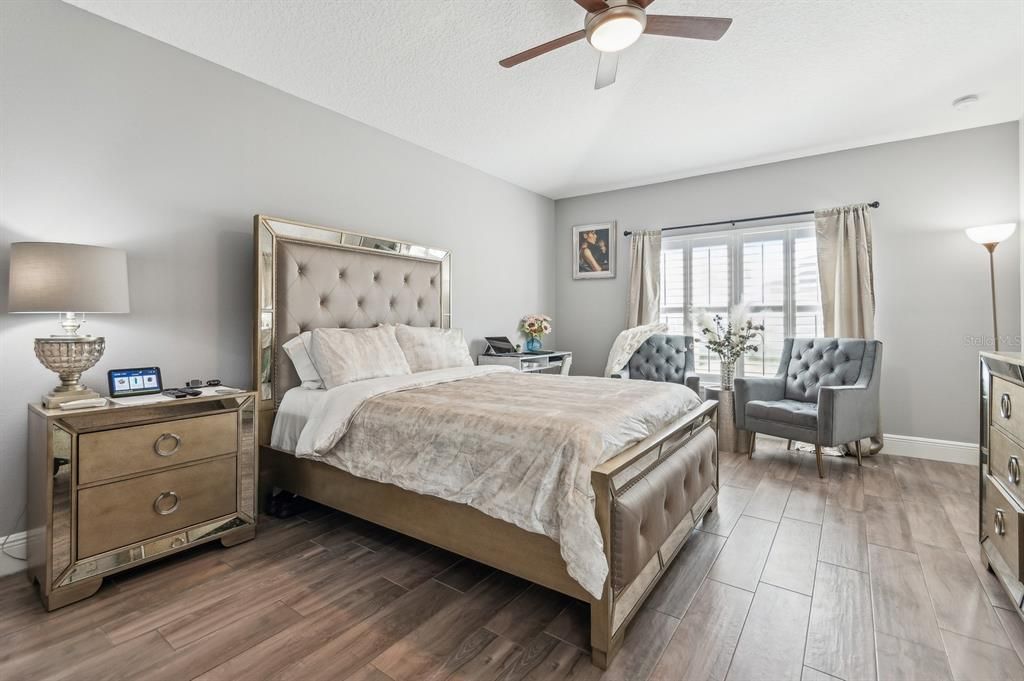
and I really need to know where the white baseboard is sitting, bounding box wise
[880,434,976,465]
[0,530,28,577]
[0,530,27,553]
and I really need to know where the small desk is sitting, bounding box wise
[478,351,572,375]
[703,385,752,455]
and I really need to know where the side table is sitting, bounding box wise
[703,385,753,455]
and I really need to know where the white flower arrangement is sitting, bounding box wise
[519,314,552,340]
[695,303,764,369]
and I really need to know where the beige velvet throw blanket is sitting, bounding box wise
[293,366,701,598]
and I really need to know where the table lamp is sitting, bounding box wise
[965,223,1017,352]
[8,242,130,407]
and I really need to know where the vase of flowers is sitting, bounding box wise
[696,305,764,390]
[520,314,552,352]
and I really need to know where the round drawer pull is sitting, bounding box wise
[1001,393,1012,419]
[154,432,182,457]
[170,536,186,548]
[995,508,1007,536]
[153,491,180,516]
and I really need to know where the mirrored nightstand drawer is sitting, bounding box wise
[77,456,237,558]
[79,412,237,484]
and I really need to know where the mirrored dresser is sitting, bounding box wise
[980,352,1024,614]
[26,392,257,610]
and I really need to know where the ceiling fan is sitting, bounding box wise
[499,0,732,89]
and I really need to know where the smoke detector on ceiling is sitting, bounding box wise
[952,94,980,111]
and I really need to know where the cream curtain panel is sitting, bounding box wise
[627,230,662,327]
[815,203,881,454]
[815,204,876,338]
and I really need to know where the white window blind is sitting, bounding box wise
[659,222,824,378]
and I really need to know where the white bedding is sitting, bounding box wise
[271,387,330,452]
[287,365,701,598]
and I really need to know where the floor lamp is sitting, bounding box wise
[966,223,1017,351]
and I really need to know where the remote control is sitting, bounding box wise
[59,397,108,410]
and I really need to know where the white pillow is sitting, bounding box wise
[309,326,412,389]
[394,324,474,373]
[282,332,324,390]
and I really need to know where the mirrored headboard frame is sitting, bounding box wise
[253,215,452,446]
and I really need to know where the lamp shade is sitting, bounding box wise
[8,242,129,313]
[965,223,1017,245]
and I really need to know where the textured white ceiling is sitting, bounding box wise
[68,0,1022,199]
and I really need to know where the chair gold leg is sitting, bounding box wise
[855,439,863,467]
[814,444,824,478]
[786,439,793,451]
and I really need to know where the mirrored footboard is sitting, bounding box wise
[590,400,719,668]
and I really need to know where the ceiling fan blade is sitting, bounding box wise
[631,0,656,7]
[644,15,733,41]
[595,51,618,90]
[499,29,586,68]
[574,0,608,12]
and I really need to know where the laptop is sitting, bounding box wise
[484,336,554,356]
[484,336,518,355]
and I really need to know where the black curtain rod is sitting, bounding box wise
[623,201,880,237]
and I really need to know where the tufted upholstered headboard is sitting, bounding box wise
[253,215,451,445]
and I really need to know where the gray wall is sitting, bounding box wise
[0,1,555,534]
[556,123,1021,444]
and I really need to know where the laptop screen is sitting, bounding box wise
[485,336,517,354]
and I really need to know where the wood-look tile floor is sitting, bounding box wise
[2,438,1023,681]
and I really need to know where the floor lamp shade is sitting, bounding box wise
[8,242,130,408]
[8,242,130,314]
[964,223,1017,353]
[965,223,1017,246]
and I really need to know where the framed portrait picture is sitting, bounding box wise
[572,222,616,280]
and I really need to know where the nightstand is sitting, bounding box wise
[26,392,257,610]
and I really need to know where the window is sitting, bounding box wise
[660,222,824,378]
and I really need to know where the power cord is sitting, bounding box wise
[1,503,28,561]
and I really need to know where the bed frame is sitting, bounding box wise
[253,215,719,668]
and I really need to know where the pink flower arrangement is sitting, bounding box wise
[519,314,552,340]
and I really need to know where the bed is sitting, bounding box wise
[253,215,719,668]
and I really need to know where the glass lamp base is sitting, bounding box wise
[33,335,106,408]
[43,387,102,409]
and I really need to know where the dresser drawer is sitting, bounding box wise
[983,474,1024,581]
[990,427,1024,504]
[77,457,237,558]
[79,412,237,484]
[992,376,1024,445]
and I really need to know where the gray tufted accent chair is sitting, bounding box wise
[734,338,883,477]
[610,334,700,394]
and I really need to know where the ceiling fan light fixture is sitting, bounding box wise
[586,5,647,53]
